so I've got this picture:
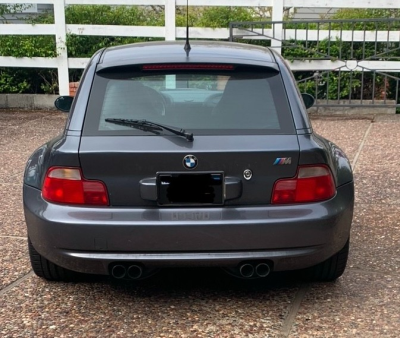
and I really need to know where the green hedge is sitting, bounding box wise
[0,5,256,94]
[1,5,399,103]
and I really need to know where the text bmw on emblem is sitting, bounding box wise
[183,155,198,170]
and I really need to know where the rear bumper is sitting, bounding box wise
[24,182,354,275]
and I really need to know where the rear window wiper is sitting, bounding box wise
[105,118,194,142]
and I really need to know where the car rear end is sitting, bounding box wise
[24,42,354,280]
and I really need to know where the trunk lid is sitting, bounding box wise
[79,134,299,206]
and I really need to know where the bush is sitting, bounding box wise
[1,5,400,102]
[282,9,400,105]
[0,5,163,94]
[0,5,266,94]
[0,5,260,94]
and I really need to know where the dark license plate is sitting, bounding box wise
[157,172,224,206]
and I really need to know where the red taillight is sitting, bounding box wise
[42,167,109,206]
[142,64,234,70]
[271,165,336,204]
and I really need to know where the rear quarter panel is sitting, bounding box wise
[298,133,353,187]
[23,135,81,190]
[270,50,353,187]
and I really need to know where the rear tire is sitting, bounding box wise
[28,238,79,282]
[309,239,350,282]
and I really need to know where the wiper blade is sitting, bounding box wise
[105,118,162,134]
[105,118,194,142]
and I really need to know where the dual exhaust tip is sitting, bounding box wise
[111,264,143,280]
[111,262,271,280]
[239,262,271,278]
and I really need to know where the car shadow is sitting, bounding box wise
[75,267,312,295]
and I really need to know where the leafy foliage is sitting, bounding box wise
[197,7,255,28]
[282,9,400,104]
[1,5,400,101]
[332,8,400,29]
[0,3,29,22]
[0,5,260,94]
[64,5,164,58]
[0,5,164,93]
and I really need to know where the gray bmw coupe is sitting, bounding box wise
[24,41,354,282]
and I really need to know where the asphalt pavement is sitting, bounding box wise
[0,110,399,337]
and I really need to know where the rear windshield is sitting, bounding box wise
[83,66,295,136]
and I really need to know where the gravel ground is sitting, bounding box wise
[0,110,399,337]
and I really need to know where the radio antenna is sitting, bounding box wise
[183,0,191,57]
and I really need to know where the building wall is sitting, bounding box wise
[291,7,337,20]
[1,4,53,23]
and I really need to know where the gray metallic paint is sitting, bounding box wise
[67,49,104,131]
[97,41,278,71]
[23,41,354,276]
[270,49,312,132]
[24,135,81,189]
[24,182,353,274]
[297,134,353,187]
[78,135,300,206]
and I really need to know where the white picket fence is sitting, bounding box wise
[0,0,399,95]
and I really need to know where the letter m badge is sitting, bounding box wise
[273,157,292,165]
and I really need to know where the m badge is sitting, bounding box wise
[273,157,292,165]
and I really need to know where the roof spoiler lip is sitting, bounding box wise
[95,60,280,73]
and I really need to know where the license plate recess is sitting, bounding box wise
[157,172,224,206]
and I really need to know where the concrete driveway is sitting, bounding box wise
[0,110,399,337]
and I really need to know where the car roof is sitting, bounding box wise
[97,41,278,71]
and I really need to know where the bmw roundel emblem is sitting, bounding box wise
[183,155,198,170]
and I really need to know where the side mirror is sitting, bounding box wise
[54,96,74,113]
[301,93,315,109]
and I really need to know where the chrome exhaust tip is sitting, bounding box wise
[239,263,255,278]
[111,265,127,279]
[255,263,271,278]
[127,265,143,280]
